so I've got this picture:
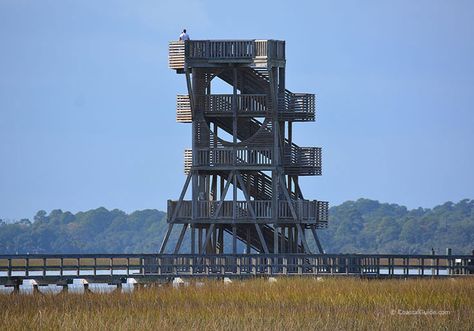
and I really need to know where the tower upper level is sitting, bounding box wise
[169,40,285,71]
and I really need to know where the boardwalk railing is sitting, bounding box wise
[1,254,473,286]
[167,200,329,225]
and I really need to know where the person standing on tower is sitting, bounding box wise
[179,29,190,41]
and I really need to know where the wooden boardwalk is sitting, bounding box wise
[1,253,473,290]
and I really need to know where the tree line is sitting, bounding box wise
[0,199,472,254]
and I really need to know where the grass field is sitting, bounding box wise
[1,277,473,330]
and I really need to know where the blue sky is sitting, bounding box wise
[1,0,473,220]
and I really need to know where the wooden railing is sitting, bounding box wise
[169,42,186,69]
[197,94,268,113]
[184,146,321,174]
[188,40,255,59]
[167,199,328,224]
[279,92,315,120]
[283,146,322,168]
[176,95,192,122]
[1,254,472,285]
[169,40,285,70]
[255,40,285,60]
[176,93,315,122]
[186,147,273,168]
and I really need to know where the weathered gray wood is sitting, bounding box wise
[254,224,269,254]
[310,226,324,254]
[296,224,311,254]
[159,224,174,254]
[174,224,188,254]
[167,38,328,255]
[1,253,472,284]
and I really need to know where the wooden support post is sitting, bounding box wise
[218,226,224,254]
[288,227,293,253]
[246,227,251,254]
[7,259,11,278]
[273,225,279,254]
[280,226,285,253]
[126,258,130,277]
[212,226,217,254]
[191,224,195,254]
[198,227,203,255]
[232,225,237,254]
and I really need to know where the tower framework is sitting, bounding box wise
[161,39,328,254]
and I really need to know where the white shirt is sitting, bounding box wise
[179,32,190,41]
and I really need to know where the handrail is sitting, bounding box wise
[283,146,322,168]
[169,40,285,70]
[1,254,472,281]
[196,94,268,113]
[188,40,255,59]
[177,93,315,120]
[184,146,321,174]
[186,147,273,167]
[279,92,315,114]
[167,199,328,223]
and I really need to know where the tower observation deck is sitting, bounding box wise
[161,39,328,255]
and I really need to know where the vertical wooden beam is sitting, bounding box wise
[246,226,251,254]
[294,225,299,252]
[232,224,237,254]
[233,172,237,224]
[191,224,195,254]
[280,226,285,253]
[273,225,279,254]
[268,67,280,225]
[198,226,203,254]
[288,226,293,253]
[212,225,217,254]
[218,226,224,254]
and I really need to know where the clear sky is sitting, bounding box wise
[1,0,473,220]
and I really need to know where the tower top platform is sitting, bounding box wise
[169,39,285,71]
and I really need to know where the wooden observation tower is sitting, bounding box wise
[160,40,328,255]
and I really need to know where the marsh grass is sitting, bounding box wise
[1,277,473,330]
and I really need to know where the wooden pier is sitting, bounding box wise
[1,253,473,291]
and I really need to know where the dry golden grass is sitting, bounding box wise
[1,277,473,331]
